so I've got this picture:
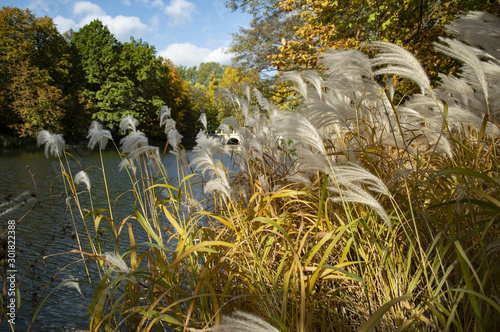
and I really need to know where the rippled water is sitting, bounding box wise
[0,144,230,331]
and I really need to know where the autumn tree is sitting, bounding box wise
[228,0,500,82]
[205,66,260,126]
[0,6,72,137]
[156,58,198,138]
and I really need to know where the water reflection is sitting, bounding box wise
[0,145,231,331]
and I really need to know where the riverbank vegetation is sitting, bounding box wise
[2,1,500,331]
[20,10,500,331]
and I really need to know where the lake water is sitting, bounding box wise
[0,143,232,331]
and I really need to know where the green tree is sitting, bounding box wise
[228,4,301,75]
[176,64,198,83]
[0,6,71,137]
[72,21,176,135]
[195,62,227,86]
[176,62,227,87]
[72,20,125,128]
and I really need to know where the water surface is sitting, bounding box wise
[0,144,217,331]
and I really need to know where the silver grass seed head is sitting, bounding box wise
[446,11,500,60]
[102,252,130,273]
[118,158,137,175]
[147,146,162,174]
[74,171,91,191]
[210,311,280,332]
[191,131,228,176]
[434,37,489,102]
[271,112,326,155]
[87,121,112,150]
[369,41,431,95]
[199,113,208,131]
[119,115,140,133]
[159,105,171,125]
[120,131,148,155]
[170,147,189,166]
[37,130,65,158]
[163,118,177,134]
[63,276,83,298]
[203,164,231,199]
[218,123,231,137]
[168,129,183,151]
[222,116,240,131]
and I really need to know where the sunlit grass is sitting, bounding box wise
[16,10,500,332]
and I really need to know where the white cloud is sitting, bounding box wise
[205,47,233,64]
[73,1,105,17]
[151,0,164,8]
[99,15,149,41]
[51,1,149,42]
[158,43,233,67]
[164,0,196,26]
[53,15,77,33]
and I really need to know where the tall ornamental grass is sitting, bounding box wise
[30,11,499,331]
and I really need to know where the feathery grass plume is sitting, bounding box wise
[222,116,240,132]
[159,105,177,134]
[434,38,489,104]
[87,121,112,150]
[253,87,276,114]
[146,145,162,174]
[326,163,391,224]
[199,113,208,132]
[102,252,130,273]
[210,311,280,332]
[158,105,171,126]
[431,11,500,129]
[191,130,228,176]
[369,41,432,95]
[218,87,252,120]
[168,128,188,165]
[320,49,380,103]
[271,111,326,154]
[446,11,500,60]
[278,71,315,102]
[119,115,140,133]
[74,171,91,191]
[164,118,177,135]
[118,158,137,175]
[120,130,148,156]
[218,123,232,137]
[123,144,162,174]
[168,128,183,151]
[37,130,65,158]
[204,164,231,199]
[63,276,83,298]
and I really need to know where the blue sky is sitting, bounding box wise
[3,0,253,67]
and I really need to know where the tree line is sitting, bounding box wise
[0,6,260,144]
[3,2,498,144]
